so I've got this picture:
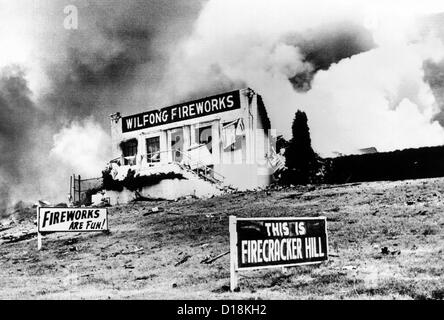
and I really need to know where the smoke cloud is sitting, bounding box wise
[159,0,444,156]
[50,119,111,177]
[0,0,204,214]
[0,67,41,216]
[287,21,376,91]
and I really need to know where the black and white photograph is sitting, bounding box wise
[0,0,443,305]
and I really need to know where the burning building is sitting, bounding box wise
[99,88,284,203]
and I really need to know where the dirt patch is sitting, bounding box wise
[0,177,443,299]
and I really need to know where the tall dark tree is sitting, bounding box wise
[270,135,288,153]
[284,110,317,184]
[275,135,289,153]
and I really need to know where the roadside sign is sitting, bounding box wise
[37,207,108,250]
[229,216,328,291]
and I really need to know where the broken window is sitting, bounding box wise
[222,119,244,151]
[120,139,138,165]
[195,125,212,153]
[170,128,184,162]
[146,136,160,163]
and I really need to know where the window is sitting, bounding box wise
[120,139,138,165]
[146,136,160,163]
[195,125,212,153]
[170,128,184,162]
[222,119,245,151]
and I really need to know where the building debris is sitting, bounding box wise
[1,232,37,244]
[54,203,68,208]
[100,241,117,250]
[36,200,51,207]
[135,274,157,281]
[200,251,230,264]
[0,226,13,233]
[151,206,163,213]
[143,207,165,216]
[342,265,357,270]
[381,246,401,255]
[133,191,166,202]
[63,238,78,246]
[175,254,191,266]
[111,247,144,257]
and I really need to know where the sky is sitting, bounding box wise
[1,0,444,211]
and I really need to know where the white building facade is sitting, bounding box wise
[107,88,278,201]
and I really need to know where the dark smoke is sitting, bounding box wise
[0,0,205,216]
[286,21,376,91]
[44,0,205,124]
[0,67,43,217]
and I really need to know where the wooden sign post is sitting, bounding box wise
[37,205,42,250]
[229,215,238,291]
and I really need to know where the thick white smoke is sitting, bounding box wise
[298,35,444,155]
[50,119,111,177]
[161,0,444,156]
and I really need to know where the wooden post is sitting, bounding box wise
[37,205,42,250]
[37,232,42,251]
[72,174,76,202]
[69,175,72,202]
[78,175,81,204]
[229,215,238,291]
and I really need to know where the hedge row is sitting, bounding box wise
[323,145,444,184]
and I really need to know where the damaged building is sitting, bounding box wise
[96,88,284,204]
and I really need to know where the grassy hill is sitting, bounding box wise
[0,178,443,299]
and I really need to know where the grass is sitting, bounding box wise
[0,177,443,299]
